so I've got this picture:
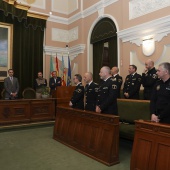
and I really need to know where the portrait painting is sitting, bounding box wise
[0,22,13,81]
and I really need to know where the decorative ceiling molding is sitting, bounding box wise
[3,0,30,10]
[129,0,170,20]
[44,44,86,61]
[3,0,49,20]
[17,0,46,10]
[48,0,118,24]
[117,15,170,46]
[28,10,49,20]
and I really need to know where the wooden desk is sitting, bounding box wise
[0,98,56,125]
[131,120,170,170]
[53,106,119,166]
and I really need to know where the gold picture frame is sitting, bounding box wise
[0,22,13,82]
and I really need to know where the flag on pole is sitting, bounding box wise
[61,56,66,86]
[56,54,59,76]
[50,55,54,77]
[67,55,71,86]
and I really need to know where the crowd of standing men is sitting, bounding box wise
[3,60,170,124]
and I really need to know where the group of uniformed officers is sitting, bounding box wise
[69,60,170,124]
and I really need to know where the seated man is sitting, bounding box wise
[4,69,19,100]
[69,74,84,110]
[49,71,61,94]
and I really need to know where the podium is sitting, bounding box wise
[131,120,170,170]
[52,86,75,106]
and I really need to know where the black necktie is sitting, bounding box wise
[85,84,89,91]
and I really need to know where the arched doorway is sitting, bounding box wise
[90,18,117,83]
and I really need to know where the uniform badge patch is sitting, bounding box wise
[112,84,117,89]
[156,85,160,91]
[152,74,157,79]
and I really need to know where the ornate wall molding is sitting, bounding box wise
[48,0,118,24]
[52,27,78,43]
[129,0,170,20]
[18,0,46,10]
[44,44,86,61]
[117,15,170,46]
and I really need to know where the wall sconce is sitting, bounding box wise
[142,38,155,56]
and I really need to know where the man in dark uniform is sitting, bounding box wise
[111,66,123,98]
[84,72,98,111]
[150,62,170,124]
[96,66,118,115]
[123,65,142,99]
[142,59,158,100]
[49,71,61,94]
[69,74,84,110]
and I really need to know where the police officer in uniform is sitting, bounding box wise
[69,74,84,110]
[123,65,142,99]
[111,66,123,98]
[84,72,98,111]
[96,66,118,115]
[150,62,170,124]
[142,59,158,100]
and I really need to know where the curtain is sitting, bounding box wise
[108,36,118,67]
[93,41,104,83]
[0,3,46,97]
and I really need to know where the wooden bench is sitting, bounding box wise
[53,106,119,166]
[118,99,150,140]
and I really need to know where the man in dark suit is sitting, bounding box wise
[96,66,118,115]
[4,69,19,100]
[49,71,61,94]
[84,72,99,111]
[69,74,84,110]
[123,65,142,99]
[111,66,123,98]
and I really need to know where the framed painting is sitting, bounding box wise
[0,22,13,82]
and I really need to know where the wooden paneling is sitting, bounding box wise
[52,86,75,106]
[131,120,170,170]
[0,98,56,125]
[53,106,119,166]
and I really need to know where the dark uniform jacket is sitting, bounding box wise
[84,82,99,111]
[49,77,61,94]
[142,67,158,100]
[123,73,142,99]
[70,83,84,110]
[112,74,123,98]
[96,77,118,115]
[150,78,170,124]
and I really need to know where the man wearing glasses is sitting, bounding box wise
[4,69,19,100]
